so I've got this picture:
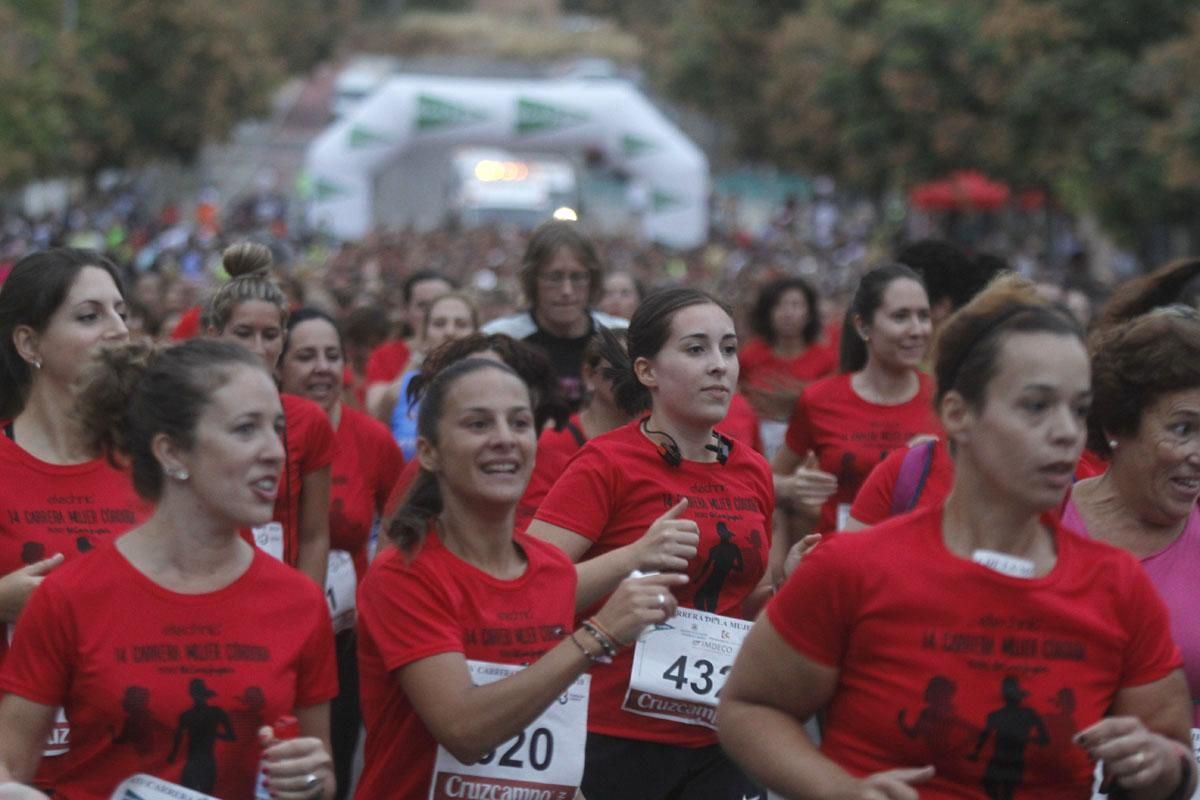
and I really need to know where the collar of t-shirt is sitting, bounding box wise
[531,310,596,343]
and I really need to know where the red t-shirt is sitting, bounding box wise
[1074,448,1108,480]
[0,433,152,665]
[0,543,337,800]
[355,533,576,800]
[850,444,1108,528]
[169,306,203,341]
[723,392,764,454]
[784,373,941,533]
[516,415,588,534]
[768,504,1181,798]
[738,337,836,392]
[364,339,411,387]
[533,421,773,747]
[241,394,337,566]
[850,439,954,526]
[330,407,404,581]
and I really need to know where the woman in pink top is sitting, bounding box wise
[1066,306,1200,731]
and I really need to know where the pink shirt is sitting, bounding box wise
[1062,496,1200,725]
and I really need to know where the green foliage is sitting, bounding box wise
[655,0,1200,245]
[0,0,349,186]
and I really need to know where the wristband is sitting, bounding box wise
[568,631,607,665]
[588,617,628,648]
[580,619,618,660]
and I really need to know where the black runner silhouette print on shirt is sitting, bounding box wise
[897,675,980,764]
[167,678,236,793]
[968,676,1050,800]
[694,522,745,612]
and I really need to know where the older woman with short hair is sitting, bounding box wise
[1065,306,1200,743]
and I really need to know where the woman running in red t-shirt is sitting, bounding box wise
[739,275,835,424]
[528,287,778,800]
[278,307,405,800]
[773,263,940,536]
[721,275,1195,800]
[0,339,337,799]
[355,357,682,800]
[203,243,335,588]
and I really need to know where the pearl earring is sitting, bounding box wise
[168,468,190,481]
[1108,439,1118,450]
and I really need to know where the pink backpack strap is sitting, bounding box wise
[891,440,936,516]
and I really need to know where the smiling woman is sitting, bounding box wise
[354,358,680,800]
[278,307,404,800]
[772,263,941,537]
[0,339,337,800]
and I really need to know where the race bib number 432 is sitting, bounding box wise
[622,607,751,729]
[429,661,589,800]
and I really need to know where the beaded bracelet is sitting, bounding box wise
[587,617,628,648]
[568,631,608,665]
[580,619,619,660]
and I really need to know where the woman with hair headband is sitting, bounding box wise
[720,275,1194,800]
[354,357,681,799]
[529,287,777,799]
[0,339,336,799]
[204,242,335,588]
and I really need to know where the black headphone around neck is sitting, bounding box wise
[641,418,733,467]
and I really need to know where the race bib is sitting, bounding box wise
[325,549,357,633]
[836,502,852,531]
[8,624,69,758]
[252,521,284,561]
[111,774,218,800]
[623,607,751,729]
[428,661,588,800]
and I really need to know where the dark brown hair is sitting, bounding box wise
[519,221,604,307]
[1087,306,1200,457]
[387,358,528,554]
[749,276,821,346]
[600,287,730,416]
[0,248,126,419]
[1097,258,1200,330]
[838,263,926,373]
[77,339,267,500]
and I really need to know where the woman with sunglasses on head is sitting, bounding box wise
[278,308,404,800]
[527,287,778,800]
[354,357,681,799]
[0,339,337,799]
[204,242,336,588]
[772,263,940,538]
[0,249,153,789]
[720,275,1194,800]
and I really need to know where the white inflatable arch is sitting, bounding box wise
[303,75,709,248]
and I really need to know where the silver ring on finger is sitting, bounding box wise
[304,773,321,789]
[656,593,666,608]
[1133,751,1146,769]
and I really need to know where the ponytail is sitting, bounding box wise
[598,325,649,416]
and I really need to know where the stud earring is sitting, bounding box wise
[1108,439,1118,450]
[168,468,190,481]
[30,359,41,370]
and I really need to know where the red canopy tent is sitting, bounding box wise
[909,170,1010,211]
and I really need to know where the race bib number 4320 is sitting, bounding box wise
[623,607,751,729]
[429,661,589,800]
